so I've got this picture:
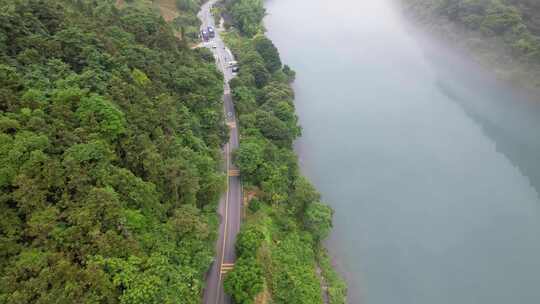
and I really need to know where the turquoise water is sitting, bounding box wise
[264,0,540,303]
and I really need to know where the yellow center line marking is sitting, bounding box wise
[216,142,230,304]
[210,3,238,301]
[220,263,235,275]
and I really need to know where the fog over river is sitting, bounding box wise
[264,0,540,303]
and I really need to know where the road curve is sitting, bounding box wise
[199,2,241,304]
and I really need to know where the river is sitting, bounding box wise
[264,0,540,303]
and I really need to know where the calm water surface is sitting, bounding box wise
[264,0,540,303]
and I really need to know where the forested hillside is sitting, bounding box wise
[507,0,540,36]
[401,0,540,89]
[215,1,347,303]
[0,0,227,302]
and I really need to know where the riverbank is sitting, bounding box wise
[398,0,540,94]
[213,0,347,303]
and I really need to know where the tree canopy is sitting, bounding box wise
[403,0,540,87]
[223,257,264,304]
[0,0,225,302]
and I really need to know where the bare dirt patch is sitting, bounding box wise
[254,284,270,304]
[156,0,179,22]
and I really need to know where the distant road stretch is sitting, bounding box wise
[199,2,241,304]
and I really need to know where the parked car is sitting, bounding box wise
[201,30,209,41]
[208,26,215,38]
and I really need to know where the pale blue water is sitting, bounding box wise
[264,0,540,303]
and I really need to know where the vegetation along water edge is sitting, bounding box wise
[215,0,348,303]
[400,0,540,92]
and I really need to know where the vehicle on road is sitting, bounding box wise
[208,26,215,38]
[228,61,239,73]
[211,43,217,49]
[201,30,209,41]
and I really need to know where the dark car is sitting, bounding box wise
[207,26,215,38]
[201,30,209,41]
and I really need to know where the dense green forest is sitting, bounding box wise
[401,0,540,88]
[0,0,227,302]
[216,0,347,303]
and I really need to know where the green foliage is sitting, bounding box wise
[257,110,294,144]
[304,202,334,242]
[223,257,264,304]
[248,197,262,212]
[232,85,258,113]
[317,249,347,304]
[228,0,266,37]
[131,68,150,86]
[0,0,225,302]
[2,249,117,304]
[481,1,522,35]
[195,47,216,63]
[234,140,264,176]
[289,176,321,218]
[269,233,323,304]
[282,64,296,82]
[76,95,126,141]
[223,0,344,302]
[236,224,265,258]
[403,0,540,86]
[176,0,200,14]
[95,252,207,304]
[253,35,282,73]
[433,0,540,61]
[173,0,203,42]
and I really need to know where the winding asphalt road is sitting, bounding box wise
[199,2,241,304]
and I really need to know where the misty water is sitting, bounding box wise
[264,0,540,303]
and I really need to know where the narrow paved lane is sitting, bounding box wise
[199,2,241,304]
